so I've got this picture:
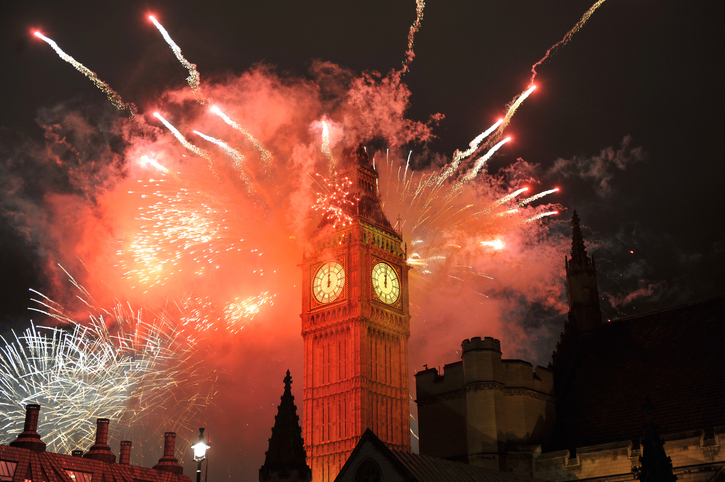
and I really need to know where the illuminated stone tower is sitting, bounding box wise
[300,146,411,482]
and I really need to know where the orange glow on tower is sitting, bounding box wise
[301,146,411,481]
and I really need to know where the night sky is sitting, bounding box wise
[1,0,723,480]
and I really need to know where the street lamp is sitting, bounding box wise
[191,428,209,482]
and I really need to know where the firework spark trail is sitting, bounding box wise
[439,119,503,183]
[530,0,607,83]
[497,188,529,205]
[139,155,170,173]
[1,290,209,455]
[193,130,248,178]
[210,106,273,170]
[486,84,536,145]
[33,32,135,118]
[525,210,558,223]
[401,0,426,74]
[193,130,273,207]
[153,112,220,178]
[321,121,336,176]
[519,188,559,206]
[148,16,205,102]
[461,137,511,183]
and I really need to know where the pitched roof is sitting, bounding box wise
[0,445,190,482]
[390,450,540,482]
[336,429,541,482]
[553,295,725,450]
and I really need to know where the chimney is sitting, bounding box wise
[9,404,46,452]
[153,432,184,475]
[119,441,132,465]
[72,450,84,457]
[83,419,116,463]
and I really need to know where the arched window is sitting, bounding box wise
[354,459,381,482]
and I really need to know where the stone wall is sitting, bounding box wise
[533,427,725,481]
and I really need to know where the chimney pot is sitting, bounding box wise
[9,404,46,452]
[119,441,132,465]
[83,418,116,463]
[153,432,184,475]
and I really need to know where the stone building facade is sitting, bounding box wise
[415,337,555,471]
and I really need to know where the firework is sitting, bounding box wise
[148,16,205,102]
[193,129,252,184]
[223,292,276,333]
[525,210,559,223]
[489,85,536,145]
[531,0,608,83]
[209,106,273,170]
[0,290,210,455]
[401,0,426,74]
[153,112,220,177]
[118,177,242,290]
[461,137,512,183]
[33,32,135,118]
[519,188,560,206]
[311,174,358,229]
[321,121,336,176]
[139,155,170,173]
[480,239,505,250]
[440,119,503,182]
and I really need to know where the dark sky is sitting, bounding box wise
[1,0,724,479]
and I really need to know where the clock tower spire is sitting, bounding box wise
[300,146,411,482]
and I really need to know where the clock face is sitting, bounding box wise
[313,262,345,303]
[372,262,400,304]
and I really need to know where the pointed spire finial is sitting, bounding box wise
[284,369,292,391]
[571,210,588,266]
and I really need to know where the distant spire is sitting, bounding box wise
[259,370,311,482]
[570,210,588,266]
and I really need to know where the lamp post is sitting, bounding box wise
[191,428,209,482]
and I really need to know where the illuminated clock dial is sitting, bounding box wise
[313,262,345,303]
[372,262,400,304]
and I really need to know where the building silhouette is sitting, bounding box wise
[300,146,411,481]
[413,212,725,480]
[259,370,311,482]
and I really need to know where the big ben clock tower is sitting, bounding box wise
[301,146,411,482]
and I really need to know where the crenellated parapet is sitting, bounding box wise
[415,336,556,473]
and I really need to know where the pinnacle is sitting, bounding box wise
[570,210,588,266]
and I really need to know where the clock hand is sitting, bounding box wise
[384,273,388,288]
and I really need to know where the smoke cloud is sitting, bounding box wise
[0,59,569,478]
[547,135,646,196]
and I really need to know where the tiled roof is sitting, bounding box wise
[336,429,541,482]
[553,295,725,450]
[390,450,541,482]
[0,441,190,482]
